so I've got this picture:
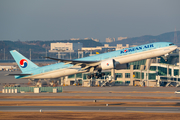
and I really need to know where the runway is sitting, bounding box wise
[1,93,180,98]
[1,106,180,113]
[0,98,180,102]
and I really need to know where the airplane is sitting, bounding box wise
[7,42,177,80]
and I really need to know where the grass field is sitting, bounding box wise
[0,101,180,107]
[0,112,180,120]
[1,95,180,100]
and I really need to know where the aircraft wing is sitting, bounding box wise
[45,57,100,65]
[45,57,100,71]
[5,74,32,76]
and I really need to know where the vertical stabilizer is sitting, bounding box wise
[10,50,39,73]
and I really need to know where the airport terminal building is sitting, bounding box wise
[61,49,180,87]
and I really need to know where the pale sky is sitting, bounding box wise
[0,0,180,42]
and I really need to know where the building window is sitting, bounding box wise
[133,65,140,70]
[126,64,130,69]
[148,73,156,80]
[174,69,179,76]
[83,74,87,80]
[134,72,144,79]
[68,74,75,78]
[115,81,123,83]
[115,73,122,78]
[134,72,140,79]
[83,74,91,80]
[104,72,111,76]
[76,73,82,78]
[115,81,123,85]
[129,59,146,65]
[158,66,167,76]
[142,73,144,79]
[125,73,130,78]
[125,81,130,84]
[149,66,156,71]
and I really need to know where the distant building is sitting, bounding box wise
[84,37,89,40]
[70,38,80,40]
[49,42,83,52]
[70,38,99,42]
[91,38,99,42]
[106,37,115,42]
[118,37,128,41]
[116,44,130,50]
[82,44,130,51]
[106,38,111,42]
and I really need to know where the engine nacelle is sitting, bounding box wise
[100,59,116,70]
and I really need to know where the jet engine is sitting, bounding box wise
[99,59,116,70]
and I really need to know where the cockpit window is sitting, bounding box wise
[169,43,174,46]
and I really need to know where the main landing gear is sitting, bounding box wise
[87,72,105,79]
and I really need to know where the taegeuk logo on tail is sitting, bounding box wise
[20,59,28,68]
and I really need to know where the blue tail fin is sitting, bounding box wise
[10,50,39,73]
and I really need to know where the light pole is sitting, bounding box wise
[179,49,180,77]
[4,48,5,60]
[0,49,5,60]
[29,49,31,60]
[70,50,72,59]
[45,48,47,60]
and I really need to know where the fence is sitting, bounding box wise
[3,87,63,93]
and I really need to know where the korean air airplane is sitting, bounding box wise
[8,42,177,79]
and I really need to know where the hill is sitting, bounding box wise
[0,31,180,60]
[109,31,180,46]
